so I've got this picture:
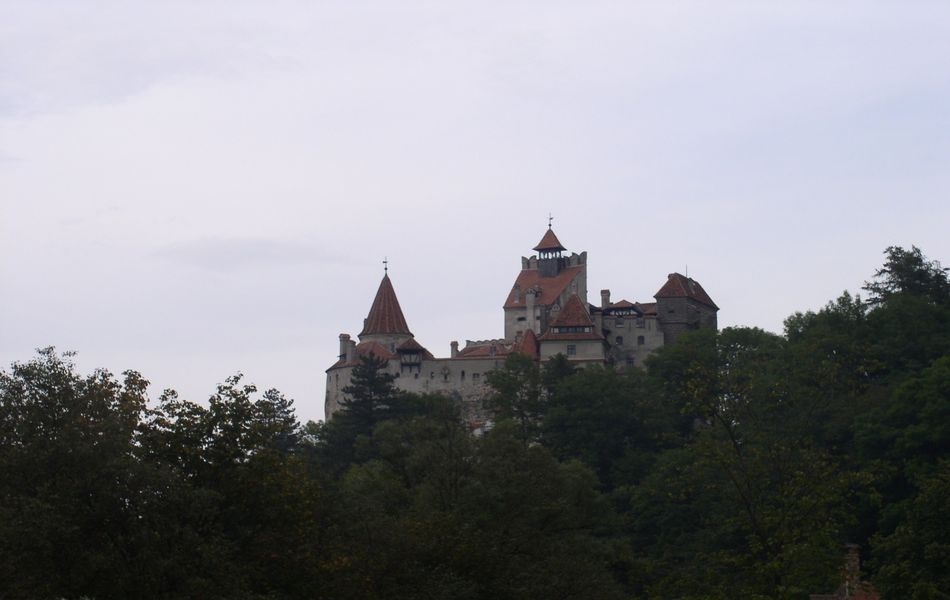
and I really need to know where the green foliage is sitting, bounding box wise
[863,245,950,307]
[0,348,152,598]
[315,354,408,473]
[0,348,323,599]
[486,353,545,445]
[872,461,950,600]
[4,244,950,598]
[543,365,682,489]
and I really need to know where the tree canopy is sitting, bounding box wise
[3,245,949,598]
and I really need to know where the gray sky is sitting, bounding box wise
[2,1,949,424]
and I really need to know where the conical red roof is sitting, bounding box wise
[360,274,412,336]
[533,228,566,252]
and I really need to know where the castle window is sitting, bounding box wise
[556,326,592,334]
[637,336,645,346]
[626,355,635,366]
[636,318,645,328]
[567,344,577,356]
[615,318,624,327]
[517,316,526,322]
[616,336,623,345]
[460,370,465,380]
[473,373,480,381]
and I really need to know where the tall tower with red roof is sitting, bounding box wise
[359,273,413,351]
[504,227,589,343]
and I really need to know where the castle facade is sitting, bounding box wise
[325,227,718,425]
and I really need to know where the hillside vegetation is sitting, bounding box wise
[2,246,949,599]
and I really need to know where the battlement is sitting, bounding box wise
[464,338,505,348]
[521,251,587,271]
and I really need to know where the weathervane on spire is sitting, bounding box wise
[548,213,553,229]
[383,256,388,274]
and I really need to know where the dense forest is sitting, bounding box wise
[2,246,949,599]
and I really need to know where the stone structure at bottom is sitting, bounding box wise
[325,227,718,428]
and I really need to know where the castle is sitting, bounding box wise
[325,227,718,423]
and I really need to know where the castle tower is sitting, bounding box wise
[654,273,719,345]
[359,273,413,353]
[533,227,567,277]
[503,227,588,342]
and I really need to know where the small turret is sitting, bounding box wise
[533,226,567,277]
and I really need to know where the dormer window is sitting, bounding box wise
[554,326,592,334]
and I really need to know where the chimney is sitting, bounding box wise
[450,340,459,358]
[526,288,536,332]
[601,289,611,309]
[339,334,350,360]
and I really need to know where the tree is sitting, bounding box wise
[863,245,950,307]
[872,460,950,600]
[542,365,682,490]
[486,353,544,445]
[315,354,407,473]
[0,348,154,598]
[630,329,855,598]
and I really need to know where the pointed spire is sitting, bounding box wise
[360,274,412,337]
[533,228,566,253]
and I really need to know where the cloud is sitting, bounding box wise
[154,237,345,271]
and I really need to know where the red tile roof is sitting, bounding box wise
[456,343,510,358]
[512,328,539,359]
[654,273,718,309]
[539,294,605,342]
[504,265,584,308]
[397,337,435,360]
[356,341,394,360]
[636,302,658,316]
[360,274,413,336]
[549,294,594,327]
[533,228,566,252]
[327,340,395,369]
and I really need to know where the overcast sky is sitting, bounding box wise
[2,1,949,423]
